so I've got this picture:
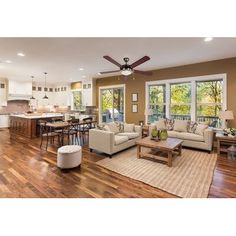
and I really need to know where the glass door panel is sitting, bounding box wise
[100,87,124,123]
[113,88,124,122]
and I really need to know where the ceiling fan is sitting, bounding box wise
[100,55,152,76]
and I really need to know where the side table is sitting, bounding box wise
[142,125,149,138]
[216,133,236,157]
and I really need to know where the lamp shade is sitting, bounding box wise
[144,108,153,116]
[219,110,234,120]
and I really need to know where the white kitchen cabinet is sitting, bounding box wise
[82,89,92,106]
[8,80,32,95]
[0,115,9,128]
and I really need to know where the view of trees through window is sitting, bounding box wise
[170,83,191,119]
[196,80,223,125]
[148,85,166,123]
[101,88,124,123]
[72,91,82,110]
[147,78,224,127]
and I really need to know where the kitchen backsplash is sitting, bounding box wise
[0,100,30,114]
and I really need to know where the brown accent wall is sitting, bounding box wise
[96,57,236,127]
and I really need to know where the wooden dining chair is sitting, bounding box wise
[39,120,61,150]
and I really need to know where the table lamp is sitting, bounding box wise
[219,110,234,128]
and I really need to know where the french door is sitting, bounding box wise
[99,85,125,123]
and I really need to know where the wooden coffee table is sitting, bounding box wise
[136,137,183,167]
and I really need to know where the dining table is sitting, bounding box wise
[46,120,97,146]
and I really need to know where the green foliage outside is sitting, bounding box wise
[101,88,124,112]
[148,80,223,119]
[197,80,223,117]
[170,83,191,115]
[149,85,165,116]
[73,91,83,110]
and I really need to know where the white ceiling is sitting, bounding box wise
[0,38,236,83]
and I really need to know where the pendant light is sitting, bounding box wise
[43,72,48,99]
[30,76,35,99]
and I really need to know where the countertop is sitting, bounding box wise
[10,113,63,119]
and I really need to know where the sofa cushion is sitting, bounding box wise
[177,132,204,142]
[114,135,129,145]
[173,120,189,132]
[117,132,140,139]
[155,119,166,129]
[167,130,180,138]
[195,124,208,136]
[107,122,120,134]
[124,123,135,132]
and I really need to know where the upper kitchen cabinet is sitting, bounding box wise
[8,80,32,100]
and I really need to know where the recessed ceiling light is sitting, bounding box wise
[17,52,25,57]
[82,75,86,78]
[5,60,12,63]
[204,37,213,42]
[79,68,84,71]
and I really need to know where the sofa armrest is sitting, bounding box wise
[89,129,114,154]
[204,128,214,149]
[134,125,142,138]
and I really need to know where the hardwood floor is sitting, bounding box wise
[0,128,236,198]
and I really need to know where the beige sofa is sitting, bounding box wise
[150,120,214,151]
[89,123,142,157]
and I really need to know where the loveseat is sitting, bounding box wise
[89,122,142,157]
[150,119,214,151]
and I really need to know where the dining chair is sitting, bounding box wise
[39,120,61,150]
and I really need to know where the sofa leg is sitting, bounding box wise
[90,148,93,152]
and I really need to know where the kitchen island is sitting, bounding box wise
[9,113,63,138]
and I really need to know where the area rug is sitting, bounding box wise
[96,147,217,198]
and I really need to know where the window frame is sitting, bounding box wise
[145,73,227,123]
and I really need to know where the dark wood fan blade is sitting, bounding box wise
[130,56,150,68]
[134,70,152,76]
[103,56,121,67]
[99,70,121,74]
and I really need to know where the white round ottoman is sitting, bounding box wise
[57,145,82,169]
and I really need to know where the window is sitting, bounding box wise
[72,91,82,110]
[170,83,191,120]
[148,84,166,123]
[146,74,226,128]
[196,80,223,127]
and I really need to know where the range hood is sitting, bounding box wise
[7,80,32,101]
[7,94,31,101]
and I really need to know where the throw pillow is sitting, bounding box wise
[124,123,135,132]
[115,121,124,132]
[97,124,105,130]
[155,119,166,130]
[166,119,174,130]
[195,124,208,136]
[173,120,189,132]
[188,121,198,133]
[106,122,120,134]
[103,125,110,132]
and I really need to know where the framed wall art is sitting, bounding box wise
[132,93,138,102]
